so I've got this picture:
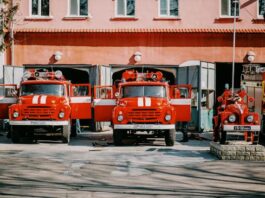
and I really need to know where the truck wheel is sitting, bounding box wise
[62,123,71,144]
[252,131,259,145]
[71,121,77,137]
[10,126,20,143]
[165,129,176,146]
[113,129,125,146]
[220,131,227,145]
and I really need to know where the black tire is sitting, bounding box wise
[10,126,20,143]
[62,123,71,144]
[113,129,125,146]
[220,130,227,145]
[71,121,77,137]
[181,122,189,142]
[165,129,176,146]
[252,131,259,145]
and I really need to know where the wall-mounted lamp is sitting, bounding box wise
[134,52,142,63]
[247,51,255,63]
[54,51,63,61]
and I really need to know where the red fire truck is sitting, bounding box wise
[93,70,192,146]
[213,88,260,144]
[0,69,92,143]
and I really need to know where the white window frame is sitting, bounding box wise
[158,0,179,17]
[258,0,265,18]
[220,0,240,18]
[30,0,50,17]
[68,0,89,17]
[115,0,136,17]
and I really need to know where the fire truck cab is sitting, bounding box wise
[0,69,92,143]
[94,70,192,146]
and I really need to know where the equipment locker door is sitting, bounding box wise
[170,85,192,122]
[0,84,18,119]
[93,85,116,121]
[70,84,92,119]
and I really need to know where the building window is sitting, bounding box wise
[221,0,239,17]
[116,0,135,17]
[31,0,49,16]
[69,0,88,16]
[259,0,265,17]
[160,0,178,17]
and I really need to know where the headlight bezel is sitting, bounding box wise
[58,111,65,119]
[165,114,171,121]
[228,114,236,123]
[13,111,19,118]
[246,115,254,123]
[117,115,124,122]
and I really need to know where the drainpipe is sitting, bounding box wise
[10,0,14,65]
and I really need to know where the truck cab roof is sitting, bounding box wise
[21,80,70,85]
[119,81,168,87]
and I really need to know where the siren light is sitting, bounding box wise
[22,69,64,81]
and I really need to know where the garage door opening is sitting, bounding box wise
[112,67,176,85]
[24,65,90,84]
[216,63,243,97]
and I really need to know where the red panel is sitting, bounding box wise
[0,104,11,119]
[94,105,115,121]
[70,84,92,120]
[174,105,191,122]
[71,103,91,119]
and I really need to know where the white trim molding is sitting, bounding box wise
[94,99,116,106]
[114,124,175,130]
[10,120,69,126]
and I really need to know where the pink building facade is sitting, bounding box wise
[9,0,265,66]
[5,0,265,91]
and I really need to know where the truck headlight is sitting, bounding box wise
[59,112,65,118]
[165,114,171,121]
[246,115,254,123]
[228,114,236,123]
[117,115,123,122]
[13,111,19,118]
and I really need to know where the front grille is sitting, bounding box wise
[22,106,56,120]
[127,108,161,123]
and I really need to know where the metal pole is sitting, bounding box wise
[11,0,14,65]
[231,0,238,94]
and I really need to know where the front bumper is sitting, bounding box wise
[9,120,69,126]
[114,124,175,130]
[223,125,261,132]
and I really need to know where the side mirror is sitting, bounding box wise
[115,92,120,98]
[217,96,223,103]
[248,96,254,103]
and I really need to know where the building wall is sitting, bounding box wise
[13,32,265,66]
[10,0,265,66]
[14,0,264,30]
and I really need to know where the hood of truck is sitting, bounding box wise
[226,103,249,115]
[117,97,169,108]
[18,95,67,105]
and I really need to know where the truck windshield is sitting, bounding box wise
[122,86,166,98]
[20,84,65,96]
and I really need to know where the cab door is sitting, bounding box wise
[93,85,116,121]
[170,84,192,122]
[70,84,92,119]
[0,84,18,119]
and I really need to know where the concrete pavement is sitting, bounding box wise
[0,132,264,197]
